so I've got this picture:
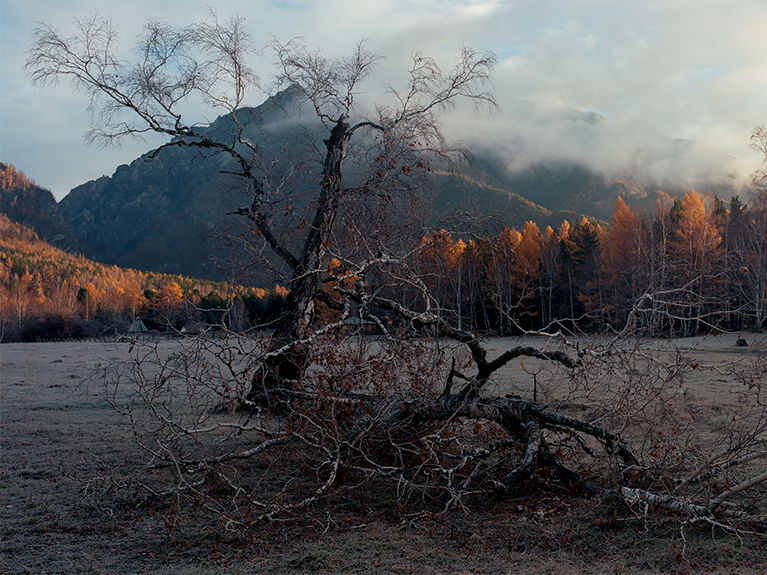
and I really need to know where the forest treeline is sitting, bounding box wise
[402,189,767,336]
[0,215,287,342]
[2,187,766,342]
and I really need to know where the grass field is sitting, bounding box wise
[1,336,765,574]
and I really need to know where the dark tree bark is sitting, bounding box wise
[26,18,495,398]
[250,118,352,395]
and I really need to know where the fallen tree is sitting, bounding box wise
[30,12,766,538]
[101,303,766,536]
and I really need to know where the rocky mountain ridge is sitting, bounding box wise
[2,90,745,281]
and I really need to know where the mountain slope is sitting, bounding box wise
[0,214,284,341]
[58,88,314,281]
[56,88,568,281]
[429,171,583,229]
[0,163,77,248]
[50,89,740,281]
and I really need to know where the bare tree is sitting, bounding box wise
[29,15,767,540]
[97,297,766,535]
[27,14,495,396]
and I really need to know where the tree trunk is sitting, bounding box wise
[249,118,351,400]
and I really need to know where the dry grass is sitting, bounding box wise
[1,337,765,574]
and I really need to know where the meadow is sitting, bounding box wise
[2,335,765,574]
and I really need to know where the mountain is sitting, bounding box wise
[54,88,567,281]
[0,163,77,248]
[0,213,283,341]
[429,171,581,229]
[458,98,746,220]
[58,87,313,282]
[457,155,629,220]
[11,90,744,282]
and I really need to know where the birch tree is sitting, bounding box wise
[27,14,496,395]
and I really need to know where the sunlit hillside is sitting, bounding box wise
[0,215,286,341]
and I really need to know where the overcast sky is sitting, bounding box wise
[2,0,766,199]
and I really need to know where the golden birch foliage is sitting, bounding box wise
[274,285,289,298]
[515,221,542,284]
[493,227,521,283]
[601,197,641,284]
[158,281,184,310]
[419,230,464,271]
[541,225,559,269]
[498,227,522,254]
[672,190,722,267]
[455,238,467,255]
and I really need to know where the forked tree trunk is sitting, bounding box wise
[249,118,351,400]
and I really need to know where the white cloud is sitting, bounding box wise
[1,0,765,198]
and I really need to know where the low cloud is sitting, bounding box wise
[3,0,764,197]
[444,97,756,191]
[372,0,765,190]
